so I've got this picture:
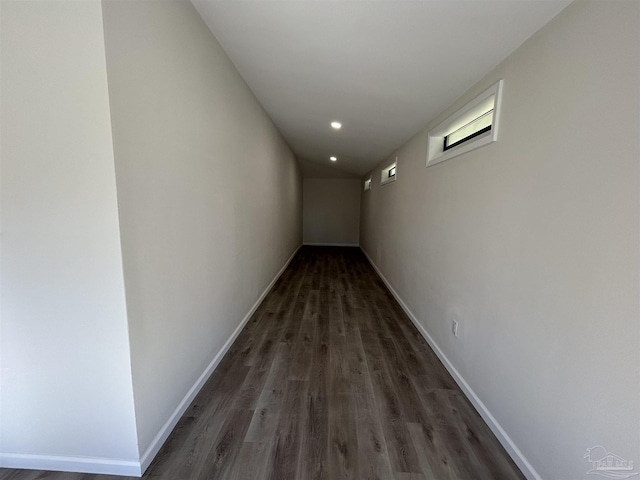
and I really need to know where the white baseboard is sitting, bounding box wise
[360,247,542,480]
[303,242,359,247]
[0,453,141,477]
[138,244,302,475]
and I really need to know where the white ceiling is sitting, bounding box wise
[193,0,571,178]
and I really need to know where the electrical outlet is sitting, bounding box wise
[452,319,459,337]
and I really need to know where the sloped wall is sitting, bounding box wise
[101,0,303,462]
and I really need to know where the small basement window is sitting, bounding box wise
[427,79,503,167]
[381,159,397,186]
[443,109,493,151]
[364,177,372,191]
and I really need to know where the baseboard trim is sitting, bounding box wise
[0,453,141,477]
[138,244,302,475]
[303,242,359,247]
[360,247,542,480]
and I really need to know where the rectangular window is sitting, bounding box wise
[381,159,397,186]
[443,109,493,151]
[364,177,372,191]
[427,79,503,167]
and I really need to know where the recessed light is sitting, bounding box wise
[331,121,342,130]
[330,156,337,162]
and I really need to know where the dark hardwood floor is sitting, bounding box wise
[0,246,525,480]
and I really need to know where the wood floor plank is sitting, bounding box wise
[360,329,422,474]
[245,343,292,443]
[226,440,272,480]
[1,246,525,480]
[394,473,428,480]
[407,421,455,480]
[298,395,329,480]
[195,407,254,480]
[354,391,394,480]
[268,380,308,480]
[289,290,319,381]
[328,393,359,480]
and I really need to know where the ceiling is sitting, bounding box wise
[193,0,571,178]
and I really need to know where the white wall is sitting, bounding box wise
[360,2,640,479]
[101,0,302,464]
[303,178,361,246]
[0,0,139,473]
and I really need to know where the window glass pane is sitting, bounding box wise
[446,109,493,146]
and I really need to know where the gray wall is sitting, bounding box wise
[101,0,302,461]
[0,0,139,469]
[303,179,361,246]
[360,2,639,479]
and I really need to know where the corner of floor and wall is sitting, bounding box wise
[1,1,639,480]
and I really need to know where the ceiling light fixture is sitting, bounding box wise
[331,121,342,130]
[330,156,337,162]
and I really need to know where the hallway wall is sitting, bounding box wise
[303,178,361,246]
[101,0,302,465]
[360,2,640,479]
[0,0,139,472]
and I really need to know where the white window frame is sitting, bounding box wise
[364,177,372,191]
[426,79,503,167]
[381,158,397,186]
